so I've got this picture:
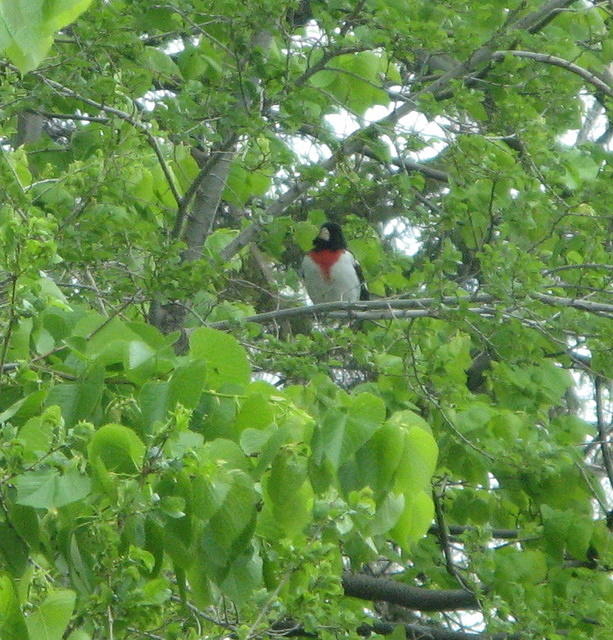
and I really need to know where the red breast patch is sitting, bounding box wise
[308,249,344,280]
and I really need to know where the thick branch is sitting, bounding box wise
[492,50,613,98]
[182,152,237,262]
[205,292,613,329]
[172,137,238,240]
[428,524,519,539]
[205,295,495,328]
[342,573,479,611]
[275,620,519,640]
[364,622,521,640]
[532,292,613,315]
[514,0,578,32]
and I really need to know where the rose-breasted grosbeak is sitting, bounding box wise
[301,222,369,303]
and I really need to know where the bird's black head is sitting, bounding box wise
[312,222,347,250]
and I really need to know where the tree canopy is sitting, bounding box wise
[0,1,612,639]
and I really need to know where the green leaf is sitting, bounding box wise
[189,328,251,389]
[235,393,274,432]
[310,51,390,115]
[387,410,432,434]
[177,46,210,81]
[390,490,434,546]
[138,47,181,79]
[17,409,59,461]
[195,469,256,535]
[313,393,385,470]
[87,423,145,473]
[295,221,319,251]
[141,577,171,606]
[532,362,571,404]
[223,163,272,206]
[2,148,31,189]
[139,382,171,431]
[396,426,438,492]
[15,468,91,509]
[169,359,207,410]
[0,574,29,640]
[219,551,262,604]
[388,624,407,640]
[44,367,104,427]
[125,340,156,370]
[0,0,93,73]
[66,632,91,640]
[25,588,75,640]
[0,524,28,576]
[371,491,405,535]
[267,449,309,507]
[541,505,594,560]
[454,404,493,435]
[0,391,46,424]
[6,503,38,549]
[200,438,249,472]
[193,470,257,580]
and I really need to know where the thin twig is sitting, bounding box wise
[595,377,613,493]
[170,595,236,630]
[432,485,478,594]
[0,274,18,380]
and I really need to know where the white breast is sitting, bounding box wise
[302,251,361,304]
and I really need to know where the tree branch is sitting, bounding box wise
[204,292,613,329]
[544,263,613,274]
[273,619,520,640]
[172,137,238,240]
[432,488,476,593]
[514,0,578,33]
[532,292,613,315]
[342,573,479,611]
[363,621,521,640]
[273,618,521,640]
[492,50,613,98]
[205,295,495,328]
[595,377,613,493]
[428,524,520,540]
[181,151,237,262]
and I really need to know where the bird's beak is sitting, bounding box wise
[318,227,330,241]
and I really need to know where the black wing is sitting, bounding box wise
[353,258,369,301]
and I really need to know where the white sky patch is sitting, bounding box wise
[384,217,421,256]
[571,343,597,422]
[305,102,450,167]
[559,94,610,147]
[324,112,360,137]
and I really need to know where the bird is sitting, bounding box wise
[301,222,369,304]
